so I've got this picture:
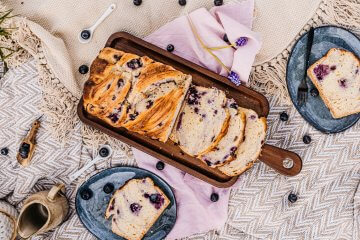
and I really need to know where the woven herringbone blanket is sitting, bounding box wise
[0,0,359,239]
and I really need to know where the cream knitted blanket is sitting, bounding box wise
[0,0,359,239]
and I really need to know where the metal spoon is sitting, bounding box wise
[68,145,113,182]
[78,3,116,44]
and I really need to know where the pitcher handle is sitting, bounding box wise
[47,183,65,202]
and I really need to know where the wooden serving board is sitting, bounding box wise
[77,32,302,188]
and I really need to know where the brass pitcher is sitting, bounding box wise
[16,183,69,238]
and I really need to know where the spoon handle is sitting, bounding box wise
[68,156,102,182]
[89,3,116,32]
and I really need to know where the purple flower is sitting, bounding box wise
[235,37,248,47]
[227,71,241,86]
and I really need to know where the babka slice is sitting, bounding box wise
[307,48,360,118]
[105,178,170,240]
[171,86,230,156]
[218,108,267,176]
[199,99,246,168]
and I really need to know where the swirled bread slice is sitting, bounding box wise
[105,178,170,240]
[218,108,267,176]
[122,61,192,142]
[199,99,246,168]
[307,48,360,118]
[171,86,230,156]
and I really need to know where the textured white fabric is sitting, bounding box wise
[4,0,321,96]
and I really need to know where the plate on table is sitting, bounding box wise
[287,26,360,133]
[75,167,177,240]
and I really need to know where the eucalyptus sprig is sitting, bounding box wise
[0,9,20,73]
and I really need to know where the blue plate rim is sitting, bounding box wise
[75,166,177,240]
[286,25,360,134]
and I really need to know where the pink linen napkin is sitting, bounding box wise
[135,0,261,239]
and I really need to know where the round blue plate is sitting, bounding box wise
[286,26,360,133]
[75,167,177,240]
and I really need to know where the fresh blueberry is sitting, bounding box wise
[1,147,8,156]
[303,135,311,144]
[210,193,219,202]
[80,188,93,200]
[19,143,30,159]
[178,0,186,6]
[214,0,223,6]
[103,183,114,194]
[310,88,319,97]
[80,30,91,40]
[166,44,175,52]
[133,0,142,6]
[99,147,110,157]
[223,34,229,43]
[280,112,289,121]
[288,193,298,203]
[78,65,89,74]
[156,161,165,170]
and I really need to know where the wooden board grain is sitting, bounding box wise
[78,32,302,188]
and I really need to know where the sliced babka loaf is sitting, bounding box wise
[105,178,170,240]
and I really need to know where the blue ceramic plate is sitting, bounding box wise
[286,26,360,133]
[75,167,177,240]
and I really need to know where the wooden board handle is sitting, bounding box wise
[259,144,302,176]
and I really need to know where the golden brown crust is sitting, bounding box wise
[83,47,191,142]
[307,48,360,118]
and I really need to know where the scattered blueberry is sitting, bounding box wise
[280,112,289,121]
[230,146,237,156]
[210,193,219,202]
[117,79,124,87]
[129,112,139,120]
[187,87,201,105]
[103,183,114,194]
[330,65,336,71]
[19,143,30,159]
[288,193,298,203]
[1,147,8,156]
[214,0,223,6]
[250,115,256,120]
[80,188,93,200]
[130,203,142,213]
[80,30,91,40]
[178,0,186,6]
[223,34,229,43]
[99,147,110,157]
[133,0,142,6]
[303,135,311,144]
[156,161,165,170]
[166,44,175,52]
[78,65,89,74]
[310,88,319,97]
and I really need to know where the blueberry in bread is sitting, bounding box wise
[105,177,170,240]
[199,99,246,168]
[218,108,267,176]
[307,48,360,118]
[83,47,192,142]
[170,86,230,156]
